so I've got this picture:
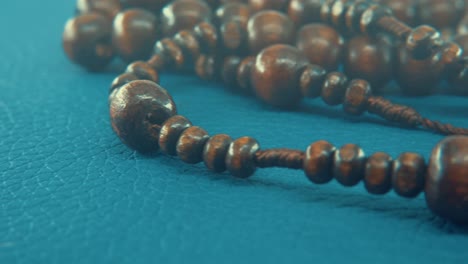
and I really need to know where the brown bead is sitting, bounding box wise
[120,0,168,13]
[287,0,323,27]
[364,152,392,195]
[225,136,260,178]
[303,140,336,184]
[344,0,373,33]
[159,115,192,156]
[203,134,233,172]
[418,0,465,29]
[329,0,353,31]
[154,38,184,70]
[343,79,371,116]
[222,56,242,88]
[76,0,121,19]
[380,0,417,25]
[247,11,295,54]
[110,72,138,93]
[173,30,201,66]
[251,44,309,108]
[300,64,327,98]
[110,80,177,153]
[176,126,210,164]
[248,0,289,13]
[319,0,335,24]
[161,0,212,36]
[405,25,443,60]
[63,13,114,71]
[236,56,255,93]
[112,9,158,63]
[360,4,392,35]
[425,136,468,224]
[321,72,348,106]
[126,61,159,83]
[193,22,219,54]
[392,152,426,198]
[457,15,468,35]
[343,35,394,89]
[296,24,344,71]
[439,42,463,78]
[216,2,251,27]
[220,21,247,54]
[195,55,220,81]
[333,144,366,187]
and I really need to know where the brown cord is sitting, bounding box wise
[377,16,412,39]
[366,96,468,135]
[254,149,305,169]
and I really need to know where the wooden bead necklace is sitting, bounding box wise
[63,0,468,224]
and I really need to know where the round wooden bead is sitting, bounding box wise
[76,0,121,18]
[296,24,344,71]
[222,56,242,88]
[287,0,323,27]
[195,55,219,80]
[203,134,233,172]
[392,152,426,198]
[251,44,309,108]
[418,0,465,29]
[343,35,394,89]
[120,0,168,13]
[161,0,212,36]
[112,9,158,62]
[425,136,468,224]
[303,140,336,184]
[343,79,371,116]
[159,115,192,156]
[173,30,200,65]
[405,25,443,60]
[300,64,327,98]
[248,0,289,13]
[225,136,260,178]
[380,0,417,25]
[110,80,177,153]
[220,20,246,54]
[110,72,138,93]
[193,22,219,54]
[247,10,295,54]
[237,56,255,93]
[216,2,251,27]
[333,144,366,187]
[63,13,114,71]
[126,61,159,83]
[364,152,392,195]
[154,38,184,69]
[321,72,348,106]
[176,126,210,164]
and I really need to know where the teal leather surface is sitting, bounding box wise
[1,1,468,263]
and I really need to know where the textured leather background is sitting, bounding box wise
[1,1,468,263]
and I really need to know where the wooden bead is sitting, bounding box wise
[343,35,394,89]
[405,25,443,60]
[76,0,121,19]
[154,38,184,69]
[220,21,247,54]
[195,55,219,80]
[216,2,251,27]
[364,152,392,195]
[360,5,392,35]
[159,115,192,156]
[303,140,336,184]
[173,30,201,66]
[333,144,366,187]
[251,44,309,108]
[193,22,219,53]
[110,72,138,93]
[344,0,372,33]
[418,0,465,29]
[120,0,168,13]
[321,72,348,106]
[248,0,289,13]
[329,0,353,31]
[126,61,159,83]
[296,24,344,71]
[457,15,468,35]
[439,42,463,78]
[161,0,212,36]
[222,56,242,88]
[225,136,260,178]
[392,152,426,198]
[319,0,335,24]
[112,9,159,62]
[63,13,114,71]
[287,0,323,27]
[425,136,468,224]
[300,64,327,98]
[203,134,233,172]
[343,79,371,116]
[380,0,417,25]
[236,56,255,93]
[176,126,210,164]
[247,11,295,54]
[109,80,177,153]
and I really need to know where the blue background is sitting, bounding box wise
[1,1,468,263]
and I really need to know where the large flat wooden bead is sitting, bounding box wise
[321,72,348,106]
[364,152,392,195]
[304,140,336,184]
[113,9,158,62]
[333,144,366,186]
[425,136,468,224]
[251,44,309,108]
[226,137,260,178]
[161,0,212,36]
[392,153,426,198]
[247,10,295,54]
[296,24,344,71]
[176,126,210,164]
[203,134,233,172]
[159,115,192,156]
[63,13,114,71]
[110,80,177,153]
